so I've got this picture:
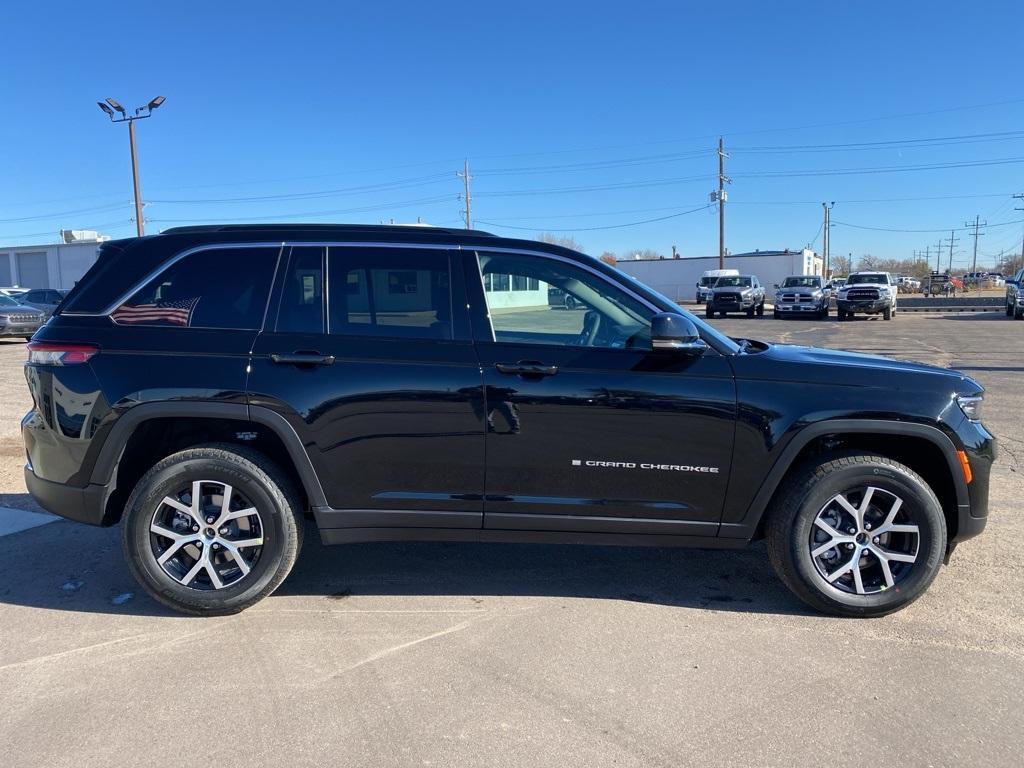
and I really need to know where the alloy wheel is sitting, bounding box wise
[809,486,920,595]
[149,480,264,590]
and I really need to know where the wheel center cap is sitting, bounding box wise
[204,528,216,540]
[855,532,869,545]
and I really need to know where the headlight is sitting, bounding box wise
[811,290,823,298]
[957,395,983,422]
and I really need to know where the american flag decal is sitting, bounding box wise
[111,297,200,327]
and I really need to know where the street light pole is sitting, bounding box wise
[97,96,166,237]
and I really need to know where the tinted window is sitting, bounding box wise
[25,290,44,302]
[477,251,653,349]
[275,247,325,334]
[111,247,278,329]
[327,248,452,339]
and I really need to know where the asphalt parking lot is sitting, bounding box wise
[1,312,1022,767]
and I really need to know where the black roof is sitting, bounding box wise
[159,223,496,238]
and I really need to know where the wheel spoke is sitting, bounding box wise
[179,556,206,587]
[151,521,187,540]
[825,553,856,583]
[878,548,916,563]
[158,538,196,566]
[851,560,866,594]
[161,495,196,520]
[221,506,258,524]
[206,562,224,589]
[813,517,847,540]
[881,523,919,536]
[231,537,264,549]
[812,539,847,558]
[877,554,895,589]
[877,496,903,532]
[223,544,251,577]
[833,494,860,523]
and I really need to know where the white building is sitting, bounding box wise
[0,236,105,290]
[616,248,823,303]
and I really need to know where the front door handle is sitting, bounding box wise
[270,352,336,366]
[495,361,559,377]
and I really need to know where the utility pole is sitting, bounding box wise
[96,95,166,237]
[945,231,960,274]
[933,240,944,273]
[925,246,931,271]
[1014,194,1024,273]
[822,202,834,277]
[716,137,729,269]
[965,215,986,275]
[457,159,473,229]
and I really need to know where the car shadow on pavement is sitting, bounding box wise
[0,514,814,618]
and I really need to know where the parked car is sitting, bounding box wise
[0,294,44,339]
[826,277,847,291]
[772,275,831,319]
[705,274,765,318]
[0,287,29,298]
[20,288,67,319]
[1006,267,1024,320]
[24,223,994,618]
[895,276,921,294]
[695,268,739,303]
[835,272,898,321]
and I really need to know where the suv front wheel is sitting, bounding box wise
[122,445,304,616]
[766,453,946,617]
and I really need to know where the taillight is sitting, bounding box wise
[27,342,99,365]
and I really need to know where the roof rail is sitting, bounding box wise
[158,223,496,237]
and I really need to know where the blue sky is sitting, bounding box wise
[3,0,1024,268]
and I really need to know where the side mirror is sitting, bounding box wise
[773,283,780,289]
[651,312,707,355]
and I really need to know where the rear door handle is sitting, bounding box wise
[270,352,336,366]
[495,362,559,377]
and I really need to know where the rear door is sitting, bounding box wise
[247,245,487,531]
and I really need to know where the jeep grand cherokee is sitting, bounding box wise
[23,224,994,617]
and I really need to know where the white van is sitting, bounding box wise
[696,268,739,303]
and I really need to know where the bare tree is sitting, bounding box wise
[598,251,617,266]
[536,233,584,252]
[624,248,665,261]
[856,254,878,270]
[830,253,853,277]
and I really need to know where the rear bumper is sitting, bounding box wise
[24,465,112,526]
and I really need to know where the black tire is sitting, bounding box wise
[818,306,828,320]
[773,309,781,320]
[756,300,765,317]
[765,453,946,617]
[121,444,304,616]
[719,311,727,318]
[1016,305,1024,320]
[883,306,892,321]
[838,310,847,321]
[1006,301,1013,317]
[705,305,714,319]
[746,305,755,318]
[23,336,33,342]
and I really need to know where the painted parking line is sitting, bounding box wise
[0,506,57,537]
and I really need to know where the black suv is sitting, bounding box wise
[23,224,994,617]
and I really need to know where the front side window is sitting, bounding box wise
[327,248,452,339]
[110,247,279,329]
[477,251,653,349]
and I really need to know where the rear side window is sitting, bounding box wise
[111,247,279,329]
[275,247,325,333]
[327,248,452,339]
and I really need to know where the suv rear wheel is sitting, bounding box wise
[122,445,303,615]
[766,453,946,617]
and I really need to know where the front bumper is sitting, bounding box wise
[709,296,756,312]
[0,321,42,337]
[837,298,890,314]
[775,301,826,313]
[24,465,113,526]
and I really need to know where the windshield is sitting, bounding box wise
[698,276,718,287]
[847,274,888,285]
[0,295,19,307]
[715,276,752,287]
[782,277,821,288]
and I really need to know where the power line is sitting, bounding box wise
[477,202,712,233]
[833,217,1024,233]
[730,130,1024,153]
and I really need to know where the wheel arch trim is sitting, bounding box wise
[722,419,968,539]
[90,401,328,508]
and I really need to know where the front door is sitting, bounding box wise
[247,245,487,531]
[467,250,737,537]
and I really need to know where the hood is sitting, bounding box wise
[0,302,43,315]
[777,285,823,295]
[745,342,982,396]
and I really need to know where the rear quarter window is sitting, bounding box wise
[110,247,280,329]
